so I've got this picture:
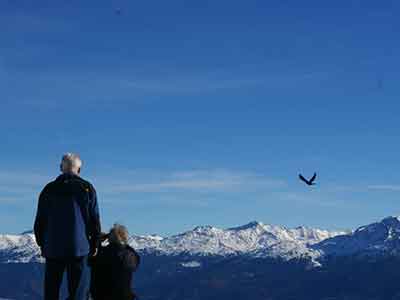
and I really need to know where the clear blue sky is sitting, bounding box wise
[1,0,400,235]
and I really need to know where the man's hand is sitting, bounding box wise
[90,247,98,257]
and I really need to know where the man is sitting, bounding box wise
[34,153,101,300]
[91,224,140,300]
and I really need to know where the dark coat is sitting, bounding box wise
[34,173,101,258]
[90,243,140,300]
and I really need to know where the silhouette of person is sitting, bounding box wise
[34,153,101,300]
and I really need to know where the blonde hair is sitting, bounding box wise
[109,223,129,245]
[61,153,82,174]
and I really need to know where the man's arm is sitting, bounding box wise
[125,246,141,271]
[33,187,48,249]
[88,185,101,255]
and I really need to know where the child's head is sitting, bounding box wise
[109,223,129,245]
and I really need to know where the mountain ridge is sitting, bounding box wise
[2,217,400,265]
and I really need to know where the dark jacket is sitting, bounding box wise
[91,243,140,300]
[34,173,101,258]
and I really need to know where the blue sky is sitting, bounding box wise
[1,0,400,235]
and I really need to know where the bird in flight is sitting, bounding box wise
[299,173,317,186]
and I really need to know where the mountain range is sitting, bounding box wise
[1,219,344,264]
[2,216,400,300]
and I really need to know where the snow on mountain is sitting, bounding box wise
[10,217,400,265]
[181,261,202,268]
[0,221,341,264]
[128,234,164,250]
[313,216,400,257]
[0,233,43,263]
[127,221,343,260]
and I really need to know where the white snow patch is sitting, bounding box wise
[181,261,202,268]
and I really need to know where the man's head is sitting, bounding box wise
[109,223,129,245]
[60,153,82,175]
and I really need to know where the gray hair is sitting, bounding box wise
[109,223,129,245]
[60,153,82,174]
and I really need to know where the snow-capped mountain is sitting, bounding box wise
[0,220,343,264]
[129,221,342,260]
[4,217,400,265]
[313,216,400,257]
[0,232,42,263]
[3,218,400,300]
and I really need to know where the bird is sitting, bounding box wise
[299,173,317,186]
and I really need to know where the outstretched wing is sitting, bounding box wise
[310,172,317,183]
[299,174,308,184]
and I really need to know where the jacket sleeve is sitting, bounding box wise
[125,246,141,272]
[34,187,48,248]
[88,185,101,252]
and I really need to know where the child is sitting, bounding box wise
[90,224,140,300]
